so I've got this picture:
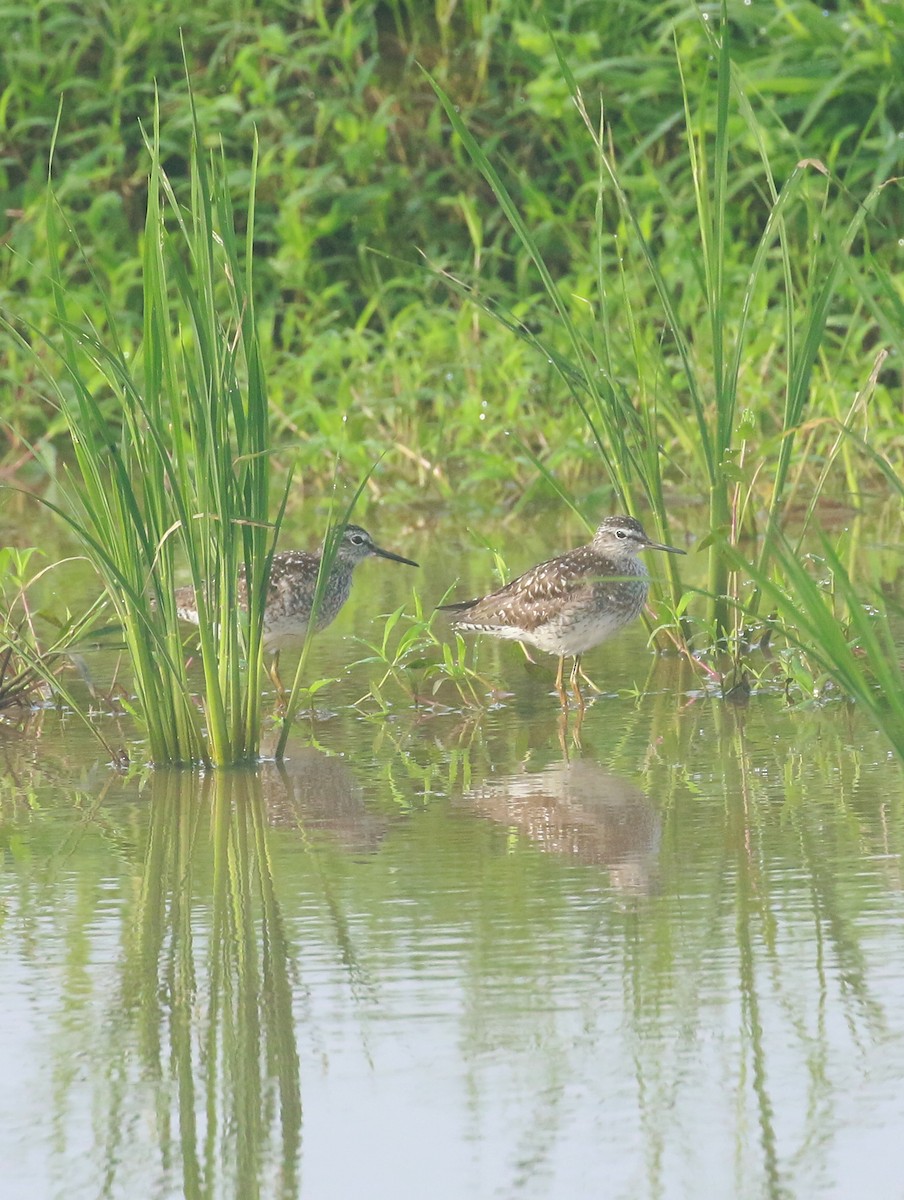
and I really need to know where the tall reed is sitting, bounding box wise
[23,97,280,765]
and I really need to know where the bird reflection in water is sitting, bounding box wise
[464,757,660,895]
[259,748,388,856]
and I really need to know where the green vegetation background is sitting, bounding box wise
[3,0,901,510]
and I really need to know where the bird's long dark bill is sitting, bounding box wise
[436,599,475,612]
[647,540,686,555]
[374,545,419,567]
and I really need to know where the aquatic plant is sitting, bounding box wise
[6,100,281,766]
[0,546,113,747]
[0,1,901,756]
[348,587,490,711]
[725,503,904,759]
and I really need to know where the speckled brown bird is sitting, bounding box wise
[175,524,418,691]
[439,515,685,706]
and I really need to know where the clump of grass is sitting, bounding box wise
[722,522,904,758]
[0,548,56,709]
[0,546,113,741]
[348,588,490,711]
[5,97,281,766]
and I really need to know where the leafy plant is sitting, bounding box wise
[2,0,899,499]
[724,522,904,758]
[348,588,491,710]
[3,98,281,766]
[0,546,112,742]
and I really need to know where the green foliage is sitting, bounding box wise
[0,546,109,735]
[2,99,280,766]
[1,0,900,497]
[0,0,902,753]
[348,588,490,710]
[722,496,904,757]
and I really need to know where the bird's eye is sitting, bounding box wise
[615,528,627,539]
[351,534,365,545]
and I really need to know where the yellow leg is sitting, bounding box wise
[266,650,287,699]
[577,663,602,693]
[570,701,585,748]
[518,640,539,665]
[554,656,568,705]
[556,707,571,758]
[557,693,586,754]
[569,655,586,711]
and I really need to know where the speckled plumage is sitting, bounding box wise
[175,525,417,682]
[440,515,685,705]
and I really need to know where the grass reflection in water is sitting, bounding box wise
[1,690,903,1198]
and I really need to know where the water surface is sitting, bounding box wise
[1,509,903,1199]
